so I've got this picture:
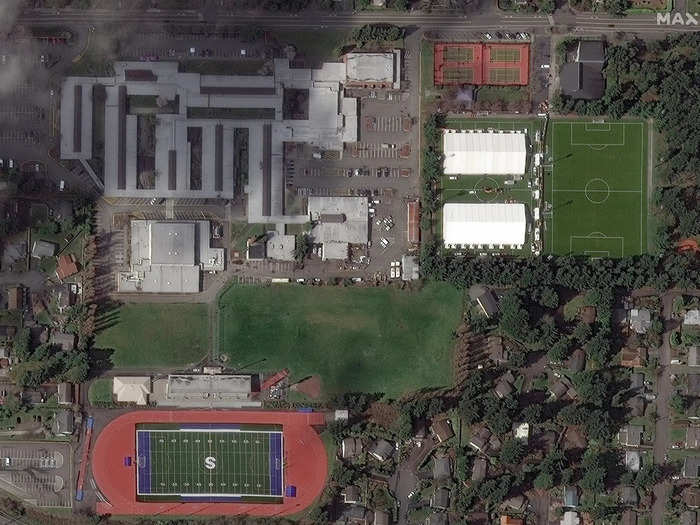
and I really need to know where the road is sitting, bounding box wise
[651,291,675,525]
[391,438,436,525]
[16,7,700,36]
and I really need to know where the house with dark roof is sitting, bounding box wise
[52,409,74,436]
[687,427,700,449]
[681,510,697,525]
[374,509,390,525]
[690,374,700,396]
[431,487,450,510]
[488,336,508,364]
[618,425,644,447]
[342,437,363,459]
[620,485,639,506]
[369,439,394,462]
[469,285,499,318]
[567,349,586,373]
[343,485,361,504]
[684,487,700,509]
[433,454,452,480]
[431,419,455,443]
[7,287,22,311]
[630,373,644,391]
[560,40,605,100]
[683,457,700,479]
[469,427,492,453]
[472,457,487,482]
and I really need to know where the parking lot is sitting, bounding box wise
[0,441,72,508]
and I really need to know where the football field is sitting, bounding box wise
[546,120,647,257]
[136,424,283,502]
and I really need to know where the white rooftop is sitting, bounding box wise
[442,203,527,247]
[443,130,527,175]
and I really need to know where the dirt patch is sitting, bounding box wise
[293,375,322,399]
[365,401,399,429]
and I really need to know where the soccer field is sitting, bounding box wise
[546,120,647,257]
[136,424,283,502]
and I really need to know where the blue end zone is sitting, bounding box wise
[137,431,151,494]
[269,433,283,497]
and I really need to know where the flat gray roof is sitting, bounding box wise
[150,222,196,265]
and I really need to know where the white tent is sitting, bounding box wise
[442,130,527,175]
[442,203,526,247]
[113,376,151,405]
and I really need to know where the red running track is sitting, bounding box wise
[92,410,328,517]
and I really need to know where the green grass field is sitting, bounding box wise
[546,120,647,257]
[137,425,282,501]
[95,304,209,368]
[218,283,463,396]
[88,378,114,406]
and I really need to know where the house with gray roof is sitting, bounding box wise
[560,40,605,100]
[431,487,450,510]
[629,308,652,334]
[369,439,394,462]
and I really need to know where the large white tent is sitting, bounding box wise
[443,130,527,175]
[442,203,527,247]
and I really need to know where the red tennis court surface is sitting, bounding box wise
[434,42,530,86]
[92,410,328,517]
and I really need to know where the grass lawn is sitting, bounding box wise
[95,304,209,368]
[275,29,351,68]
[88,378,114,406]
[230,222,274,255]
[546,119,648,257]
[218,283,463,397]
[475,85,528,104]
[420,39,436,106]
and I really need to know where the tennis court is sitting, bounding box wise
[136,423,283,502]
[489,47,521,62]
[444,46,474,62]
[546,120,647,257]
[488,68,521,83]
[443,67,475,83]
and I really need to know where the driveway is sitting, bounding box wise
[391,439,436,525]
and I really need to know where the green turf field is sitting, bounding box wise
[95,303,209,368]
[218,283,463,396]
[136,425,282,501]
[546,120,647,257]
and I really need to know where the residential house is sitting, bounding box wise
[620,485,639,506]
[627,395,645,417]
[54,283,75,312]
[621,510,637,525]
[689,374,700,397]
[469,285,499,318]
[559,40,605,100]
[347,505,369,524]
[431,419,455,443]
[687,427,700,449]
[472,457,487,482]
[630,373,644,391]
[564,486,579,508]
[683,457,700,479]
[629,308,651,334]
[56,254,79,280]
[690,398,700,421]
[618,425,643,447]
[469,427,492,453]
[567,349,586,373]
[625,450,641,472]
[501,496,526,512]
[620,347,647,368]
[488,336,508,364]
[681,510,697,525]
[560,511,580,525]
[549,380,569,400]
[683,487,700,509]
[495,373,515,399]
[431,487,450,510]
[690,346,700,367]
[374,510,390,525]
[684,310,700,327]
[489,434,502,452]
[51,332,76,351]
[7,286,22,310]
[433,454,452,480]
[413,418,428,440]
[369,439,394,462]
[343,485,361,504]
[32,240,57,258]
[52,409,73,436]
[342,437,363,459]
[57,382,72,405]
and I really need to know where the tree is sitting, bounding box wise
[520,404,544,425]
[572,322,592,345]
[11,328,31,362]
[585,331,612,364]
[572,371,610,407]
[499,439,526,465]
[459,398,482,425]
[670,393,687,414]
[534,472,553,489]
[538,287,559,309]
[635,464,661,492]
[580,449,608,493]
[548,337,571,363]
[396,412,413,441]
[294,233,313,263]
[499,292,532,343]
